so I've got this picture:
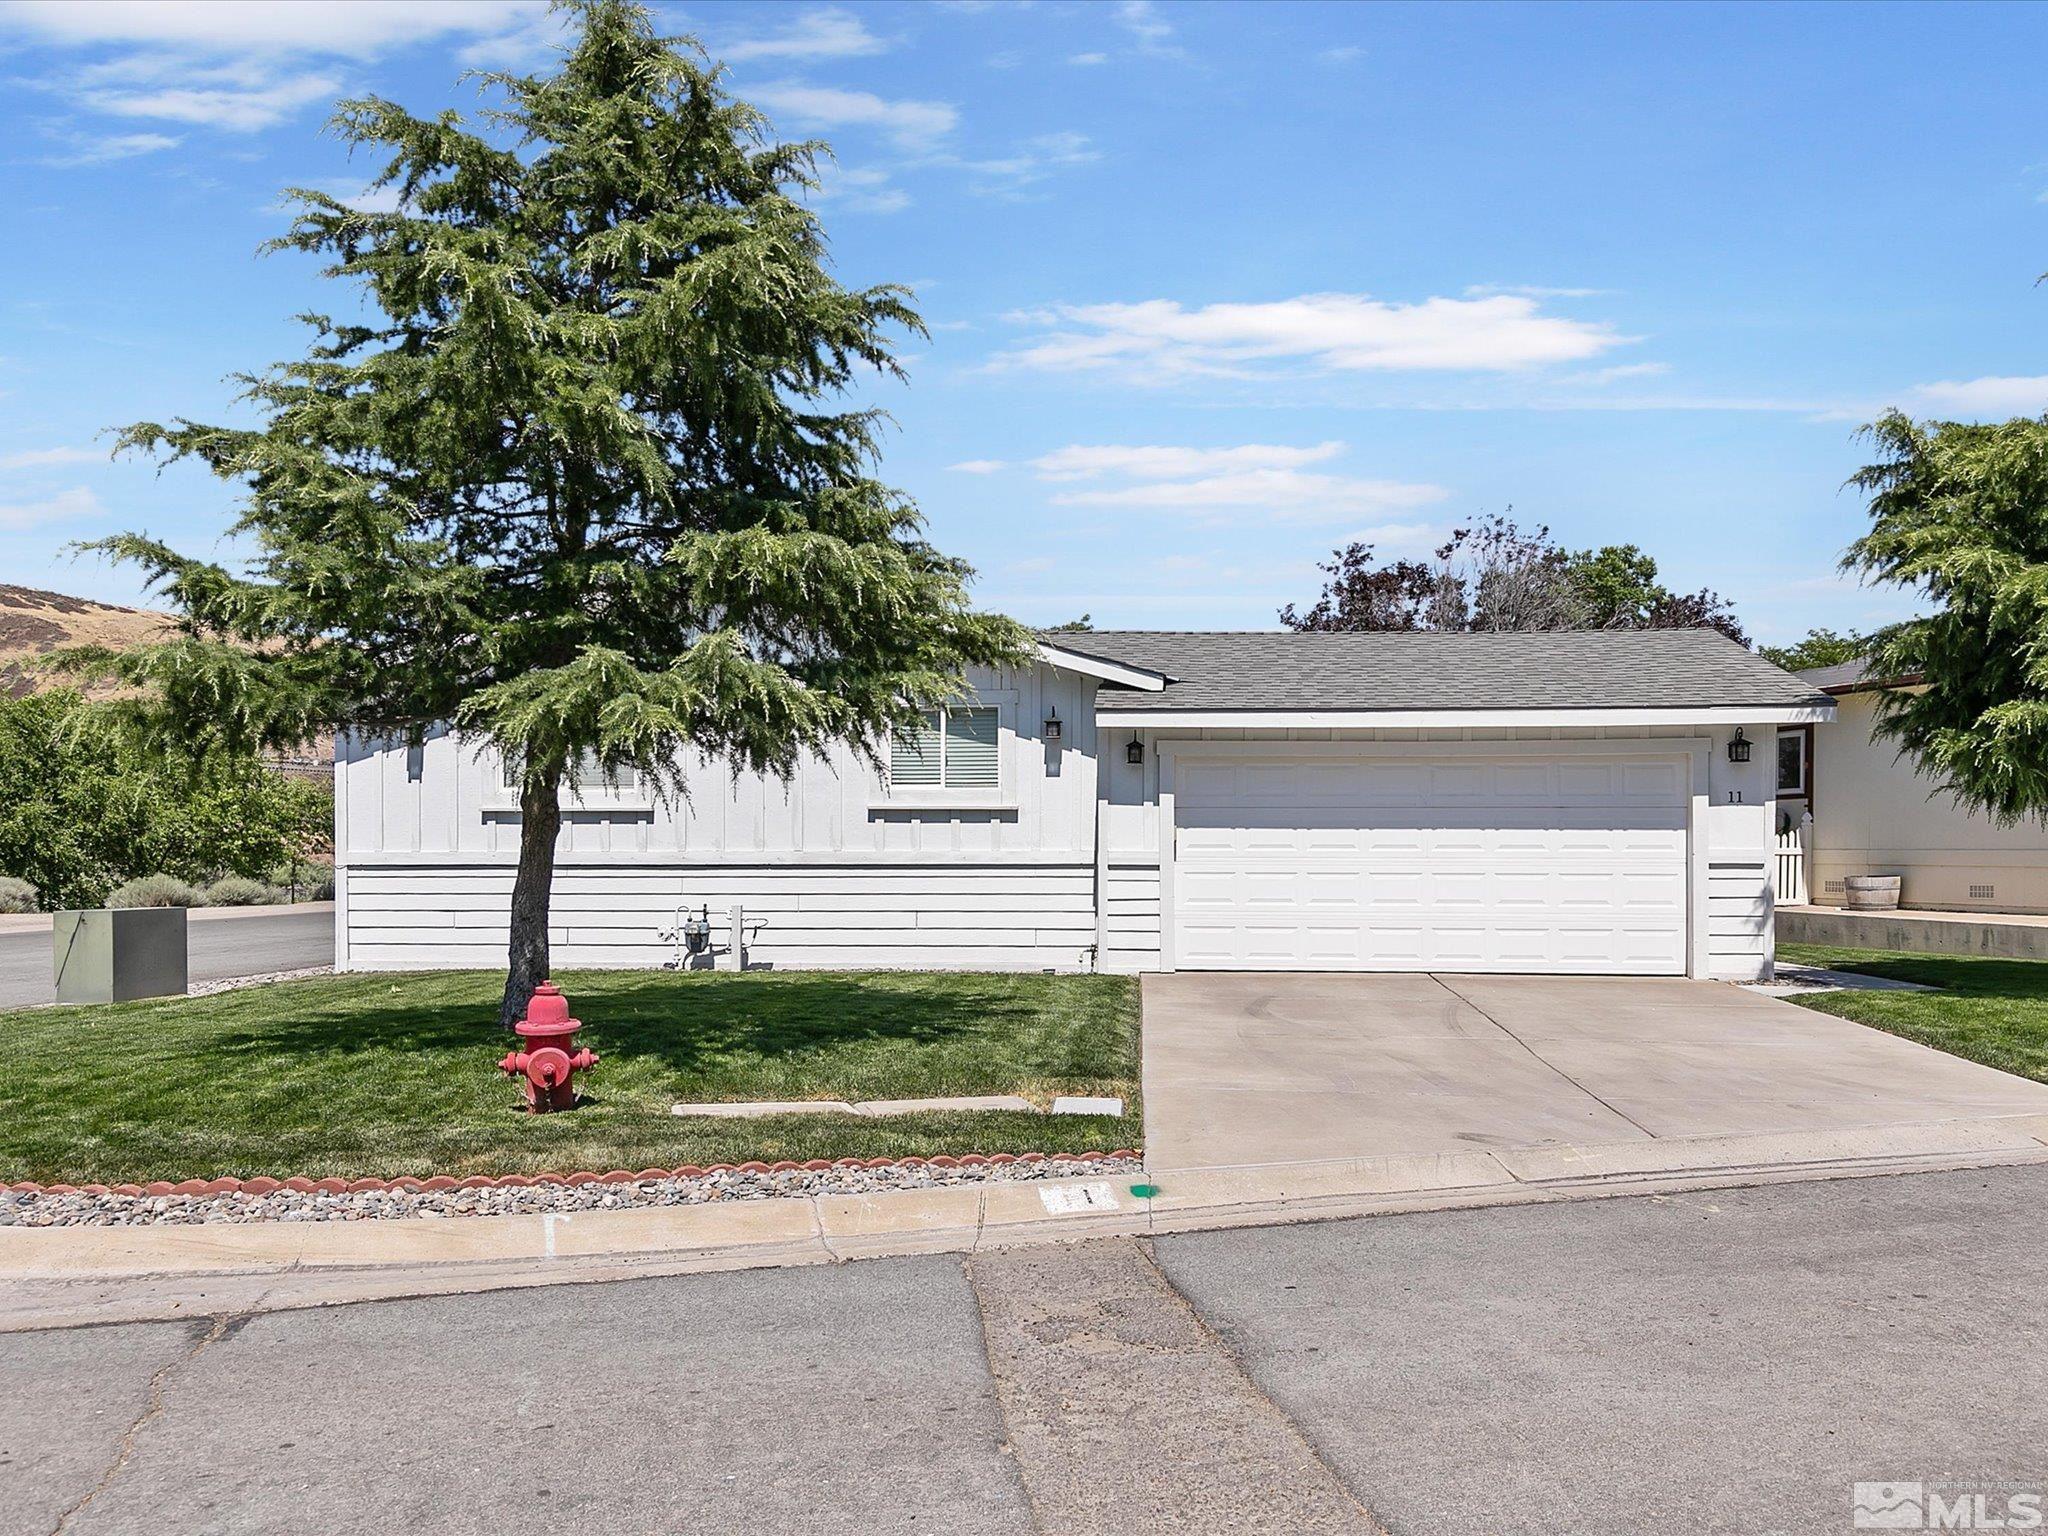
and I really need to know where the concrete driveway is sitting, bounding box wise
[1142,972,2048,1172]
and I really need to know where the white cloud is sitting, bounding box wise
[0,447,98,468]
[1069,51,1108,66]
[997,292,1630,379]
[0,1,540,55]
[0,486,104,532]
[1114,0,1184,58]
[1463,283,1609,299]
[1054,471,1446,524]
[810,164,910,214]
[955,130,1098,193]
[79,59,341,131]
[1905,375,2048,418]
[748,81,958,149]
[34,128,179,166]
[455,8,575,69]
[1570,361,1671,385]
[1030,441,1345,480]
[947,459,1008,474]
[1320,45,1364,64]
[721,8,886,63]
[1023,438,1446,526]
[6,2,549,137]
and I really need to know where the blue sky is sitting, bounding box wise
[4,0,2047,645]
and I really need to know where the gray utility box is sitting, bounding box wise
[53,907,188,1005]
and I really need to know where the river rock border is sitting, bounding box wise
[0,1151,1146,1228]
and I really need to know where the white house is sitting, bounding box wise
[1780,660,2048,914]
[334,629,1832,981]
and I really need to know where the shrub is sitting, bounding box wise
[266,861,336,903]
[106,874,202,909]
[0,875,37,913]
[201,875,276,907]
[0,689,334,910]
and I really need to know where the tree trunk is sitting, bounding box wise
[500,769,563,1029]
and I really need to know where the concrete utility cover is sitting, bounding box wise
[1050,1095,1124,1116]
[1141,971,2048,1173]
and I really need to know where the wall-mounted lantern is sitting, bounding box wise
[1125,734,1144,766]
[1727,727,1752,764]
[1043,705,1062,742]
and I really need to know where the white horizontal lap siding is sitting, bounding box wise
[1708,864,1771,960]
[342,862,1099,972]
[1100,864,1162,975]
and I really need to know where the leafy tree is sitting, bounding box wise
[1846,410,2048,821]
[1758,627,1866,673]
[1565,544,1663,626]
[1278,543,1454,632]
[62,0,1028,1024]
[1048,615,1095,632]
[1559,542,1748,643]
[1282,518,1747,643]
[0,691,329,910]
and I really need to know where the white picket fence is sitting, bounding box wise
[1774,812,1810,905]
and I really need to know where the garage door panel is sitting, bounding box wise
[1492,925,1554,963]
[1623,761,1686,799]
[1492,763,1552,798]
[1172,752,1689,975]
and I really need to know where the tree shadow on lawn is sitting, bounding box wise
[1807,951,2048,1000]
[187,969,1115,1096]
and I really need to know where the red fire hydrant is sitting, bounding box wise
[499,981,598,1113]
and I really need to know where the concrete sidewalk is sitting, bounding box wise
[8,1112,2048,1332]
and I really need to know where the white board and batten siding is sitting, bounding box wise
[1095,722,1779,981]
[336,663,1103,972]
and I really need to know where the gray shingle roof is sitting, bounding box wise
[1797,656,1926,695]
[1795,658,1875,692]
[1042,629,1830,713]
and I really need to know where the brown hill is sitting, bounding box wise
[0,584,331,778]
[0,584,175,698]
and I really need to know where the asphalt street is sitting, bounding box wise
[5,1164,2044,1536]
[0,904,333,1006]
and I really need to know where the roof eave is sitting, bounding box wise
[1094,701,1838,730]
[1035,639,1169,691]
[1820,672,1923,696]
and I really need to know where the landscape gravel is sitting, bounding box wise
[0,1156,1145,1228]
[187,965,334,998]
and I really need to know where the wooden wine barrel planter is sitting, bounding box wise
[1842,875,1902,911]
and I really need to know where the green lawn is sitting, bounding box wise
[1778,942,2048,1086]
[0,969,1141,1186]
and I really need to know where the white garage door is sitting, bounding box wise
[1171,752,1690,974]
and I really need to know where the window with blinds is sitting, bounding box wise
[501,751,640,793]
[891,707,999,790]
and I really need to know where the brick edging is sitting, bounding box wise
[4,1149,1145,1199]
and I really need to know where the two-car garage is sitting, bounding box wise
[1067,626,1832,983]
[1165,748,1695,975]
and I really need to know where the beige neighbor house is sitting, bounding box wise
[336,629,1831,982]
[1781,660,2048,914]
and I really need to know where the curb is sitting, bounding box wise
[2,1149,1145,1200]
